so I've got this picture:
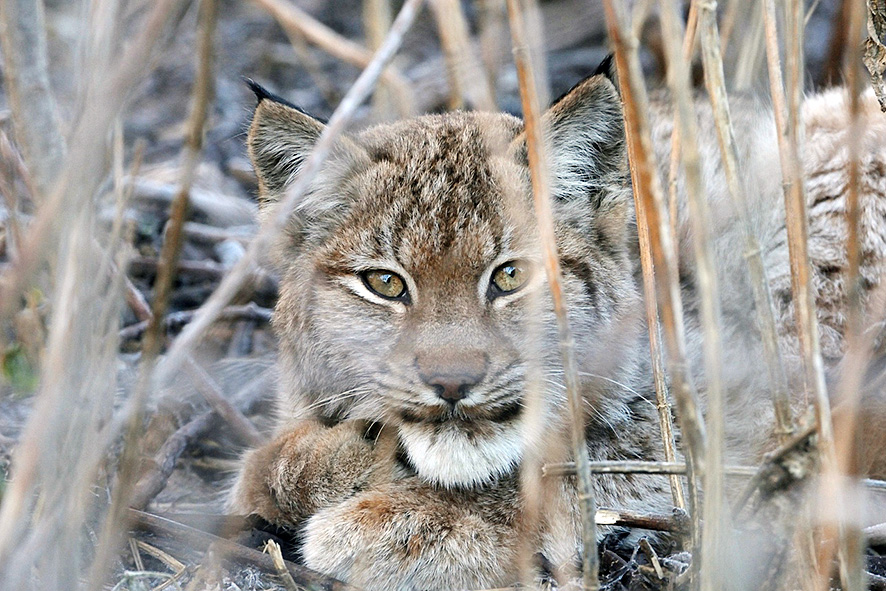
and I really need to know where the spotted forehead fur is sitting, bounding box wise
[316,112,532,277]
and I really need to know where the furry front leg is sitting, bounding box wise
[228,420,395,526]
[302,478,523,591]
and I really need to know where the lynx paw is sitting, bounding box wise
[301,479,520,591]
[229,420,393,526]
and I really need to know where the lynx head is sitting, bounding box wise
[247,71,642,488]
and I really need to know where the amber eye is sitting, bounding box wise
[490,261,530,296]
[361,270,407,300]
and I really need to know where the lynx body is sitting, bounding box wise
[230,73,886,590]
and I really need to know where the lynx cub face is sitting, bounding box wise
[248,74,642,488]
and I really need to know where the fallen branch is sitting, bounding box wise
[130,412,217,511]
[595,508,690,534]
[119,303,272,341]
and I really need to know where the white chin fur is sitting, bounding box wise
[398,421,524,487]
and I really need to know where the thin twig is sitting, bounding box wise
[156,0,425,387]
[129,412,217,511]
[542,461,757,477]
[594,508,690,534]
[506,0,598,587]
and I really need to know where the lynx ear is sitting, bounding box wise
[517,70,627,205]
[246,81,327,204]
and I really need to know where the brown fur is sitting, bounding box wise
[229,75,886,590]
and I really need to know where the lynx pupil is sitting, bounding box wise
[491,261,528,294]
[363,270,406,299]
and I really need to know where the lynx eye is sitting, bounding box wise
[361,270,407,300]
[490,260,530,296]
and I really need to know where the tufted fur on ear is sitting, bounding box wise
[246,81,368,215]
[246,81,328,205]
[542,72,627,206]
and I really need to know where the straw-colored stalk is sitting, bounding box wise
[657,4,728,590]
[157,0,425,386]
[695,0,793,441]
[762,0,842,586]
[363,0,397,120]
[601,0,708,563]
[429,0,495,111]
[252,0,414,117]
[87,0,219,585]
[0,0,188,326]
[505,0,598,587]
[666,0,697,256]
[0,0,65,199]
[0,0,188,567]
[817,1,869,589]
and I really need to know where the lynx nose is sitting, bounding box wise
[425,374,481,403]
[416,352,488,404]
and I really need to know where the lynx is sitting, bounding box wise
[229,64,886,590]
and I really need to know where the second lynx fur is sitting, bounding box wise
[230,71,886,590]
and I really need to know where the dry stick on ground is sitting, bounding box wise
[0,0,65,199]
[601,0,708,572]
[156,0,425,387]
[184,359,265,447]
[252,0,415,117]
[429,0,496,111]
[0,0,189,567]
[543,460,758,477]
[119,304,273,341]
[695,0,793,444]
[130,510,358,591]
[129,412,217,511]
[505,0,599,588]
[87,1,221,587]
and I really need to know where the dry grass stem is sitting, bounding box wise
[695,0,793,444]
[0,0,65,199]
[601,0,707,563]
[506,0,598,587]
[820,4,873,586]
[87,0,219,585]
[252,0,415,116]
[363,0,397,120]
[429,0,495,111]
[157,0,424,386]
[0,1,189,580]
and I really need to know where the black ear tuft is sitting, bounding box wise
[243,78,305,113]
[592,54,617,87]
